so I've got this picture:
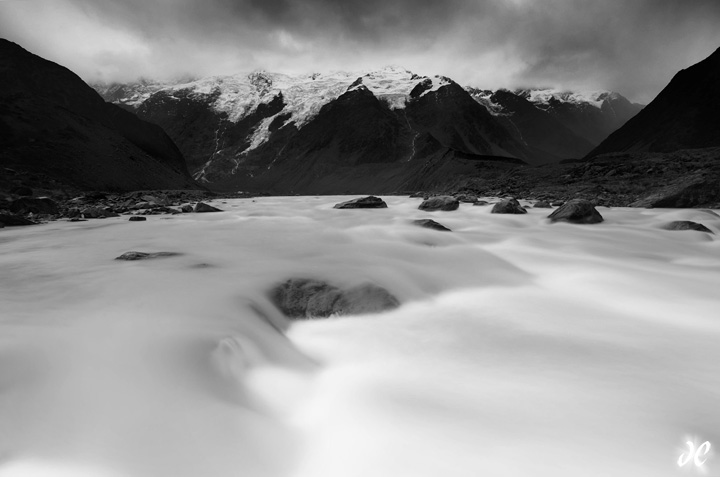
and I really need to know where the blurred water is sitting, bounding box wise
[0,196,718,476]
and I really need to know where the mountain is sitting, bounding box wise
[468,88,597,161]
[0,39,198,192]
[588,46,720,157]
[93,67,536,193]
[514,89,644,145]
[95,68,641,193]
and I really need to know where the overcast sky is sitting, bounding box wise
[1,0,719,103]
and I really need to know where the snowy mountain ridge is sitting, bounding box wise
[96,68,628,124]
[91,66,643,190]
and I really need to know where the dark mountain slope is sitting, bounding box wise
[0,39,198,191]
[488,90,595,160]
[588,46,720,157]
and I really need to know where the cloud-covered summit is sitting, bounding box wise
[1,0,719,102]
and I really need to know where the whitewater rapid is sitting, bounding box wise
[0,196,718,477]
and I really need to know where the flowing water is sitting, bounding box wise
[0,196,719,477]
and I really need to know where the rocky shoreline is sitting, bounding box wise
[0,189,261,227]
[2,148,719,228]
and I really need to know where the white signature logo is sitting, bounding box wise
[678,440,712,468]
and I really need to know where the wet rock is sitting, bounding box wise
[82,207,119,218]
[115,251,181,260]
[533,201,552,208]
[128,216,147,222]
[472,200,489,206]
[661,221,714,234]
[131,201,153,210]
[551,201,565,207]
[491,198,527,214]
[454,194,478,203]
[269,278,400,319]
[9,197,59,215]
[333,196,388,209]
[0,214,37,226]
[418,196,459,211]
[412,219,452,232]
[547,199,604,224]
[181,204,194,213]
[195,202,222,213]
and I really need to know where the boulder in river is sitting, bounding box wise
[547,199,604,224]
[333,196,388,209]
[194,202,222,213]
[412,219,452,232]
[491,198,527,214]
[115,251,181,260]
[128,216,147,222]
[269,278,400,319]
[661,221,713,234]
[418,196,459,211]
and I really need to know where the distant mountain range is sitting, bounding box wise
[93,68,642,193]
[0,39,198,192]
[4,37,717,198]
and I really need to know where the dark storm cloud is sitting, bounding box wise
[1,0,720,101]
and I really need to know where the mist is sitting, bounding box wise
[1,197,719,476]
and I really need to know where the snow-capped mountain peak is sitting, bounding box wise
[516,88,622,109]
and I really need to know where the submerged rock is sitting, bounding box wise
[418,196,459,211]
[547,199,604,224]
[491,198,527,214]
[269,278,399,319]
[115,251,181,260]
[472,200,489,206]
[333,196,388,209]
[533,201,552,208]
[128,216,147,222]
[412,219,452,232]
[661,221,714,234]
[195,202,222,213]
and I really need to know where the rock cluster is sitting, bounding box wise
[0,190,236,226]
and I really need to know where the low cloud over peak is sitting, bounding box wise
[2,0,719,102]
